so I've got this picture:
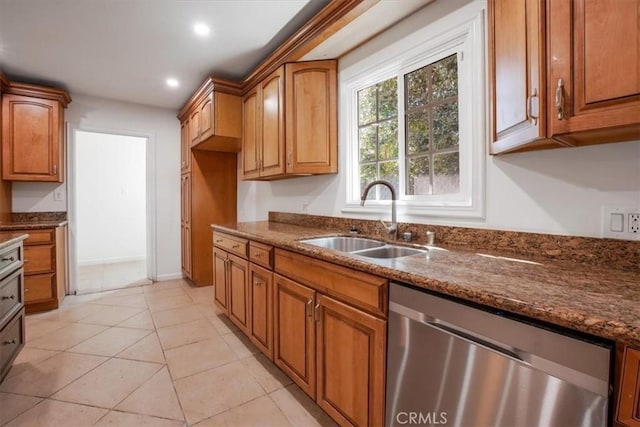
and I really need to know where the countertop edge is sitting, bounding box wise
[0,220,68,231]
[213,223,640,348]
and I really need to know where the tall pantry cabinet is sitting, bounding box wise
[178,78,241,287]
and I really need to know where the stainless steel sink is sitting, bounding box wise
[299,236,427,259]
[355,246,427,259]
[299,236,385,252]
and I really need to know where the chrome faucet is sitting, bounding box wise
[361,180,398,240]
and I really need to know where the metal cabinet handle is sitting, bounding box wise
[2,256,16,262]
[53,165,58,175]
[215,239,223,244]
[306,299,313,318]
[527,88,539,125]
[254,253,262,258]
[1,295,15,300]
[555,79,564,120]
[232,244,240,249]
[287,152,292,168]
[24,288,29,292]
[254,279,263,287]
[314,303,320,322]
[3,339,16,345]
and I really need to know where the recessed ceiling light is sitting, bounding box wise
[193,23,210,37]
[166,78,179,88]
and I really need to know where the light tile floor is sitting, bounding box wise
[78,260,151,294]
[0,280,337,426]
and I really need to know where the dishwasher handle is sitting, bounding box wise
[390,301,527,366]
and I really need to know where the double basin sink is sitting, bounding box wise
[299,236,427,259]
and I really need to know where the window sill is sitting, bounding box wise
[341,202,485,220]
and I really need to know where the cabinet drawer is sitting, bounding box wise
[249,241,273,269]
[0,245,22,279]
[24,274,54,303]
[0,269,23,326]
[213,231,248,259]
[0,308,25,381]
[24,245,55,274]
[25,230,55,245]
[274,248,388,318]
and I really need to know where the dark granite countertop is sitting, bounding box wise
[0,212,67,231]
[213,221,640,348]
[0,220,68,231]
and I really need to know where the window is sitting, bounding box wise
[342,3,486,218]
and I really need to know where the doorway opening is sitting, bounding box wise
[73,130,150,294]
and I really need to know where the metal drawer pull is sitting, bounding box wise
[232,244,240,249]
[254,253,262,258]
[254,280,263,286]
[555,79,564,120]
[53,165,58,175]
[2,256,16,262]
[527,88,539,125]
[3,339,16,345]
[215,239,223,243]
[1,295,15,300]
[306,299,313,317]
[25,288,29,292]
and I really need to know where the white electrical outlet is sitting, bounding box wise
[302,201,310,213]
[53,188,64,201]
[602,206,640,240]
[630,213,640,234]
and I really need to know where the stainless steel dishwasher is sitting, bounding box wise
[386,282,613,427]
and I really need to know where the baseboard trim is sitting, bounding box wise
[155,273,184,282]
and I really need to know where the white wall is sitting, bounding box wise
[237,0,640,238]
[75,131,146,265]
[13,94,182,280]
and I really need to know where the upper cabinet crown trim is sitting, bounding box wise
[3,81,71,107]
[242,0,379,94]
[178,78,242,120]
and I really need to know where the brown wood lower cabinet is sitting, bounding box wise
[316,294,386,426]
[212,247,250,336]
[213,233,388,426]
[617,346,640,426]
[274,274,316,398]
[6,225,67,313]
[249,263,273,359]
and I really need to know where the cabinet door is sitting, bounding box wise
[180,120,191,172]
[274,274,316,398]
[618,347,640,426]
[547,0,640,140]
[2,94,62,182]
[285,61,337,175]
[489,0,552,154]
[260,68,286,178]
[189,109,200,146]
[242,88,260,179]
[227,253,250,335]
[199,94,214,141]
[316,294,386,427]
[213,249,228,312]
[249,263,273,360]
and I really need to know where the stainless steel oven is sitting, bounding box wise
[386,282,613,427]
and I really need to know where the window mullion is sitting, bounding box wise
[398,73,406,201]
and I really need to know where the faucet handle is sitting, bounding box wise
[402,232,412,242]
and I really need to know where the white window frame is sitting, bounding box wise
[341,3,486,219]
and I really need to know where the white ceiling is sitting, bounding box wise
[0,0,329,109]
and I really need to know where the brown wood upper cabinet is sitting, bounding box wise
[1,82,71,181]
[489,0,640,154]
[242,60,338,180]
[178,78,242,153]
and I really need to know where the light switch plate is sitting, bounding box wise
[602,206,640,241]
